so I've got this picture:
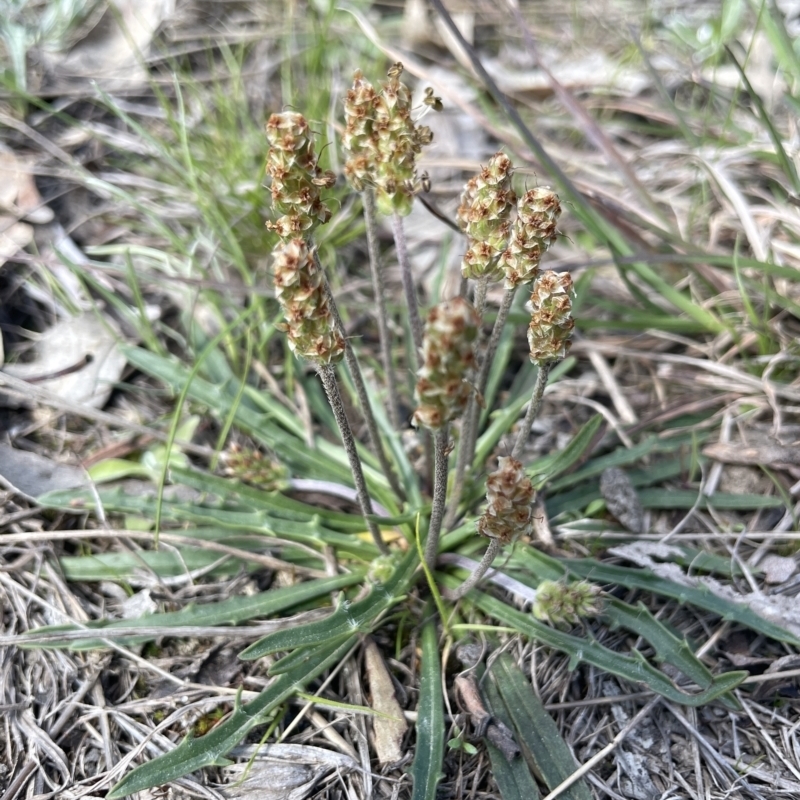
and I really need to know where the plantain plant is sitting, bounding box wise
[27,60,798,800]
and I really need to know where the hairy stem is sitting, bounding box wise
[424,427,450,569]
[363,188,401,431]
[318,364,388,554]
[319,260,404,499]
[392,211,423,364]
[441,538,501,600]
[445,286,516,529]
[512,362,552,460]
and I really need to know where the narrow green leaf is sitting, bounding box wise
[482,677,541,800]
[490,653,590,799]
[514,549,800,647]
[20,572,363,650]
[603,600,713,689]
[107,636,356,799]
[411,617,445,800]
[461,584,747,705]
[240,549,418,660]
[267,634,358,674]
[38,486,378,557]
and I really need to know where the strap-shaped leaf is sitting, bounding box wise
[20,572,362,650]
[482,676,541,800]
[462,586,747,706]
[411,617,445,800]
[240,549,418,660]
[515,549,800,647]
[107,635,356,799]
[488,653,591,800]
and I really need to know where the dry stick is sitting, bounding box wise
[319,259,404,500]
[441,538,501,600]
[317,364,388,554]
[512,362,552,460]
[363,188,401,431]
[446,286,516,529]
[423,427,450,568]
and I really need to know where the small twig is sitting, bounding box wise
[512,362,551,460]
[317,365,388,554]
[424,427,450,568]
[441,539,501,601]
[363,188,401,430]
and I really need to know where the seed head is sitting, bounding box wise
[532,580,603,627]
[342,64,439,216]
[457,152,516,281]
[413,297,479,430]
[527,271,575,365]
[272,239,344,365]
[265,112,333,239]
[476,457,535,545]
[499,188,561,288]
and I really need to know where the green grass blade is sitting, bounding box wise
[411,616,445,800]
[489,653,591,799]
[19,573,363,650]
[239,549,419,660]
[107,636,356,799]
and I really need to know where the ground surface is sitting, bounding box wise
[1,1,799,799]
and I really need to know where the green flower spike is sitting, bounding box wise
[265,111,335,240]
[527,270,575,365]
[222,445,287,492]
[457,152,517,281]
[272,238,344,365]
[500,187,561,289]
[372,62,436,216]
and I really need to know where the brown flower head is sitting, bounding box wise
[413,297,479,430]
[476,457,535,545]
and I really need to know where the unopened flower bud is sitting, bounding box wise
[222,445,287,492]
[532,580,602,626]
